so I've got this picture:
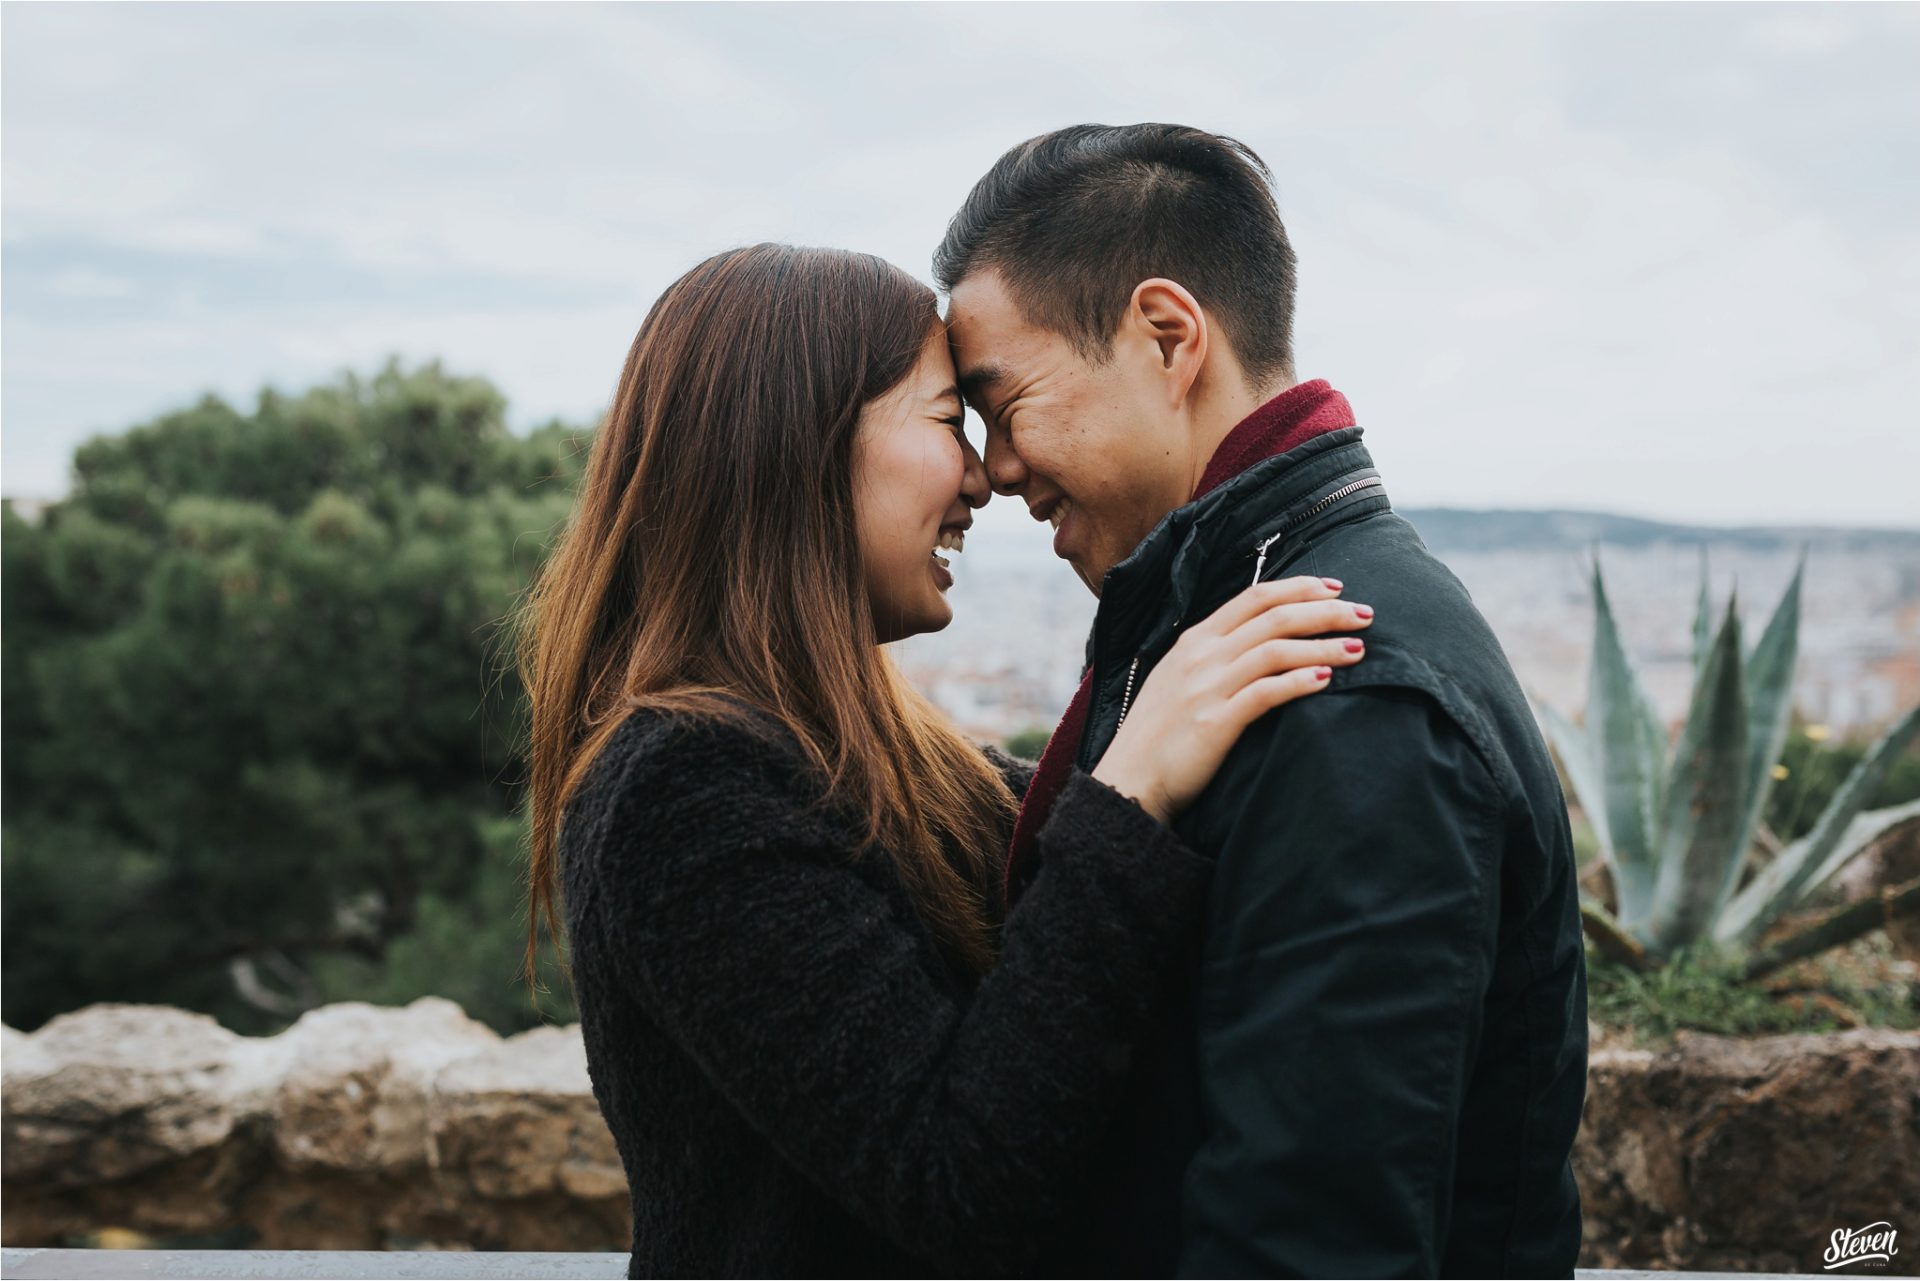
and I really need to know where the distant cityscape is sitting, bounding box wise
[892,510,1920,745]
[12,493,1913,746]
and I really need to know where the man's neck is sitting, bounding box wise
[1183,371,1296,497]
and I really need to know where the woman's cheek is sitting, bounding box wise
[932,434,966,507]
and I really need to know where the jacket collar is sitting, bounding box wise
[1192,379,1357,499]
[1091,425,1387,659]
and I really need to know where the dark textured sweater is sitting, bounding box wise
[559,706,1214,1277]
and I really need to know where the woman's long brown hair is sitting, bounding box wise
[515,243,1016,989]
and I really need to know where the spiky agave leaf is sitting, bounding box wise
[1798,797,1920,892]
[1539,700,1642,910]
[1717,703,1920,943]
[1540,702,1608,851]
[1643,596,1751,955]
[1588,559,1666,929]
[1730,556,1804,867]
[1691,548,1713,675]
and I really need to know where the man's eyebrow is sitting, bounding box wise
[956,362,1007,403]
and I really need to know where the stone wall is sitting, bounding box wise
[1,1000,626,1253]
[1576,1026,1918,1274]
[4,999,1915,1272]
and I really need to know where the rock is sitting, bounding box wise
[427,1023,623,1203]
[1575,1027,1920,1274]
[0,1004,268,1186]
[269,998,499,1173]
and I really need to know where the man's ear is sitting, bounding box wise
[1127,278,1207,407]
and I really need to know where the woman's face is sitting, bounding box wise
[853,328,990,644]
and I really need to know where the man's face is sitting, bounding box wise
[946,269,1193,596]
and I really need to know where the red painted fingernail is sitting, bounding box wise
[1344,638,1365,653]
[1314,666,1333,680]
[1321,577,1343,590]
[1353,604,1374,619]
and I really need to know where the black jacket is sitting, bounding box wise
[1029,425,1588,1277]
[560,708,1214,1277]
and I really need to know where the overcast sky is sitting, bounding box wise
[4,2,1916,531]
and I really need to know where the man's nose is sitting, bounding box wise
[959,435,991,510]
[983,427,1028,497]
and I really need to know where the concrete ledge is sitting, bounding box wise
[0,1250,630,1279]
[0,1251,1833,1280]
[0,1252,1825,1279]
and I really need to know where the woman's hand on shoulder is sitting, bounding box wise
[1091,575,1372,825]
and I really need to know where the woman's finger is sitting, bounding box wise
[1196,574,1343,637]
[1225,635,1364,686]
[1226,665,1336,722]
[1225,597,1374,648]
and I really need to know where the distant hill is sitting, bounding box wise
[11,488,1914,558]
[1401,508,1920,554]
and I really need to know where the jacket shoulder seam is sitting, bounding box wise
[1319,644,1520,811]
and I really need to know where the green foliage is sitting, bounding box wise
[2,358,590,1035]
[1542,555,1920,964]
[1587,940,1920,1043]
[306,813,575,1029]
[1768,722,1920,842]
[1003,727,1051,760]
[1588,948,1813,1040]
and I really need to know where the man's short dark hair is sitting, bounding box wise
[934,123,1298,387]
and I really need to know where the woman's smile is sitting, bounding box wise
[932,524,968,590]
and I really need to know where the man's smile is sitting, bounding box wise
[1027,494,1069,529]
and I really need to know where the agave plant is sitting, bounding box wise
[1542,555,1920,973]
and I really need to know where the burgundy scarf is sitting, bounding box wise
[1002,379,1356,903]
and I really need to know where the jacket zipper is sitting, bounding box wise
[1115,474,1382,734]
[1249,475,1384,585]
[1114,655,1142,730]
